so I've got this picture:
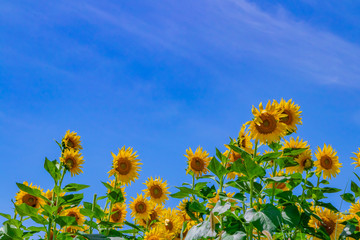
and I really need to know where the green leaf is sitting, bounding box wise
[31,215,48,225]
[268,142,282,152]
[320,187,341,193]
[282,148,307,157]
[216,148,228,164]
[170,187,199,199]
[63,183,90,192]
[14,203,38,217]
[59,193,84,207]
[266,176,291,183]
[16,183,49,203]
[232,158,266,179]
[276,157,298,169]
[0,213,11,220]
[341,193,355,203]
[244,204,281,233]
[351,181,360,197]
[257,152,282,164]
[282,205,300,227]
[44,158,60,183]
[208,157,227,180]
[55,216,78,228]
[184,220,216,240]
[108,189,124,204]
[315,201,339,212]
[188,201,207,214]
[79,234,109,239]
[194,182,209,191]
[339,223,356,239]
[227,144,252,160]
[1,223,22,240]
[27,226,46,232]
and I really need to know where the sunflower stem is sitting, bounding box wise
[191,174,196,199]
[249,178,254,240]
[270,162,278,205]
[89,193,97,234]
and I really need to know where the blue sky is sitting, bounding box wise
[1,0,360,219]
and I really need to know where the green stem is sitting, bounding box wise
[191,174,196,199]
[270,162,278,204]
[249,178,254,240]
[89,194,97,234]
[52,168,66,239]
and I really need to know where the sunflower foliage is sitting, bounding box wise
[1,99,360,240]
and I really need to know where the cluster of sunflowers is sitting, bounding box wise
[2,99,360,240]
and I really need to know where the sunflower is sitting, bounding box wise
[285,149,313,174]
[62,130,82,150]
[283,137,308,150]
[143,177,170,205]
[15,181,45,209]
[278,99,302,133]
[185,146,211,178]
[61,206,86,229]
[139,204,165,228]
[60,148,84,177]
[237,124,253,154]
[159,208,183,238]
[314,144,341,179]
[349,200,360,215]
[308,207,344,240]
[108,146,142,186]
[107,179,127,202]
[129,194,154,221]
[144,227,166,240]
[247,100,287,144]
[351,148,360,169]
[108,202,127,225]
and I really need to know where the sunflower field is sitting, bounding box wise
[2,99,360,240]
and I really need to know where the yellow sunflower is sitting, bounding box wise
[108,202,127,225]
[351,147,360,169]
[62,130,82,150]
[108,146,142,186]
[278,99,302,133]
[15,181,45,209]
[185,146,211,178]
[139,204,165,228]
[143,177,170,205]
[159,208,183,238]
[61,206,86,229]
[314,144,342,179]
[144,227,165,240]
[285,149,313,174]
[237,124,253,154]
[107,179,127,202]
[349,200,360,215]
[129,194,154,221]
[282,137,308,150]
[308,207,344,240]
[60,148,84,177]
[247,100,287,144]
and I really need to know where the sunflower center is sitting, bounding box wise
[280,110,292,125]
[165,219,173,231]
[150,185,163,199]
[135,202,147,214]
[276,182,287,190]
[241,139,246,148]
[231,151,242,162]
[321,217,336,235]
[67,140,74,148]
[111,210,122,222]
[191,157,205,171]
[302,158,313,170]
[65,158,74,168]
[116,158,132,175]
[22,194,38,207]
[255,114,277,134]
[320,156,333,170]
[150,210,157,221]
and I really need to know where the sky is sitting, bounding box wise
[1,0,360,225]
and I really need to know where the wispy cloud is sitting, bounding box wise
[68,0,360,87]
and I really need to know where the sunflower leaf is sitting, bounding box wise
[0,213,11,220]
[63,183,90,192]
[282,205,300,227]
[58,193,83,207]
[14,203,38,217]
[208,157,227,180]
[15,183,49,203]
[232,158,266,179]
[55,216,78,228]
[44,158,60,183]
[282,148,307,157]
[216,231,247,240]
[244,204,281,233]
[341,193,355,203]
[315,201,339,212]
[351,181,360,197]
[107,189,124,203]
